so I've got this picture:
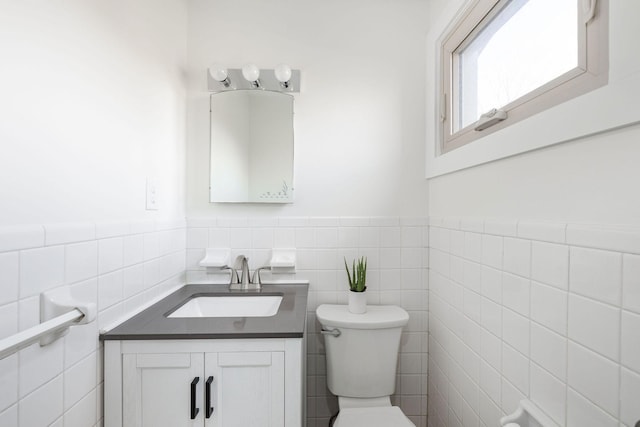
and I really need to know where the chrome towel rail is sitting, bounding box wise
[0,287,96,360]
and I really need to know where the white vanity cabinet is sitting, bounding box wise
[104,338,304,427]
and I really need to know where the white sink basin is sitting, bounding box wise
[167,295,283,318]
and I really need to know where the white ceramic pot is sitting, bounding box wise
[348,291,367,314]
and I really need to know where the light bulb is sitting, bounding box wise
[209,64,228,82]
[274,63,292,83]
[242,64,260,82]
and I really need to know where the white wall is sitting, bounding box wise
[426,1,640,427]
[0,1,189,426]
[427,0,640,225]
[429,123,640,224]
[186,0,429,218]
[428,219,640,427]
[0,0,188,226]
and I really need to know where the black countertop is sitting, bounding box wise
[101,283,309,340]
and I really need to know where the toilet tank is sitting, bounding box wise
[316,304,409,398]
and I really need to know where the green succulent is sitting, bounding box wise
[344,256,367,292]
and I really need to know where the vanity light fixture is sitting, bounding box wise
[274,63,292,89]
[242,63,261,88]
[207,64,300,93]
[209,64,231,87]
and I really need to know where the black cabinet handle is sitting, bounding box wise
[190,377,200,419]
[205,376,214,418]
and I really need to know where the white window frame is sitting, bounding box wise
[440,0,609,154]
[425,0,640,179]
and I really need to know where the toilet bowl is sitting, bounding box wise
[316,304,415,427]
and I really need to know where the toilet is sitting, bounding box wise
[316,304,416,427]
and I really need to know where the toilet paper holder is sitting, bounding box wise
[500,400,559,427]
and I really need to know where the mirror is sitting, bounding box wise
[209,90,294,203]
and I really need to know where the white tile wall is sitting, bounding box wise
[4,215,636,427]
[0,219,185,427]
[428,217,640,427]
[186,216,430,427]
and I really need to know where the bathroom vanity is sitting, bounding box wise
[101,283,308,427]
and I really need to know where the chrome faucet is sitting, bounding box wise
[229,255,261,290]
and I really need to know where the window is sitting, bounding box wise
[440,0,608,153]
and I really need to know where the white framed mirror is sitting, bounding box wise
[209,90,294,203]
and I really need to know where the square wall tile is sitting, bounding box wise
[0,252,19,306]
[481,266,502,303]
[19,246,65,298]
[566,388,617,427]
[464,233,482,263]
[478,390,501,427]
[501,378,526,421]
[620,368,640,426]
[480,298,502,337]
[429,227,449,253]
[208,228,230,247]
[123,234,144,267]
[502,344,529,394]
[18,374,63,427]
[316,228,338,248]
[63,389,97,427]
[479,361,501,405]
[98,238,123,275]
[530,323,567,381]
[450,231,465,257]
[623,254,640,313]
[229,228,251,248]
[402,227,423,248]
[63,353,97,411]
[568,342,619,417]
[621,310,640,373]
[0,303,18,341]
[502,273,529,316]
[502,308,529,355]
[503,238,531,278]
[530,282,568,335]
[480,329,501,370]
[380,227,402,248]
[0,354,18,413]
[186,228,208,249]
[570,247,622,305]
[19,339,64,398]
[65,241,98,285]
[462,260,482,293]
[531,242,569,289]
[530,363,566,426]
[462,289,481,323]
[568,294,620,361]
[481,234,503,269]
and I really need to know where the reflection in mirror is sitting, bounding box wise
[209,90,294,203]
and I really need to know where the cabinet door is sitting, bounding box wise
[123,353,204,427]
[205,352,285,427]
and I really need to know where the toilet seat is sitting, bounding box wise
[333,406,415,427]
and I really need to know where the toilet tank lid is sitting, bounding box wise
[316,304,409,329]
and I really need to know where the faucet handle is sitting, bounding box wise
[220,266,239,284]
[251,266,271,285]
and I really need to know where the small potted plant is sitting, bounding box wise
[344,256,367,314]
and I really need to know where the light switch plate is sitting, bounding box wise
[146,178,158,210]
